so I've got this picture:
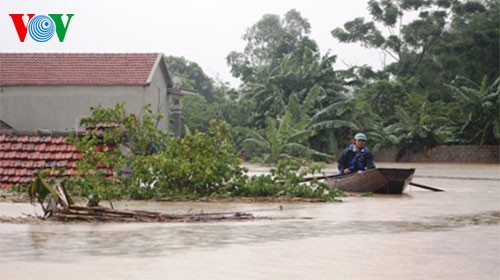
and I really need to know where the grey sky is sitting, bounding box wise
[1,0,385,86]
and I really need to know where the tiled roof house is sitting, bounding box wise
[0,53,187,133]
[0,53,188,188]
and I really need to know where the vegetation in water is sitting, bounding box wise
[54,104,341,205]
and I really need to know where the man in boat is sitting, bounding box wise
[338,133,376,175]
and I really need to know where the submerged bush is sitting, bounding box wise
[228,159,343,201]
[132,120,246,198]
[59,103,342,203]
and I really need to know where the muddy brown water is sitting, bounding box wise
[1,163,499,280]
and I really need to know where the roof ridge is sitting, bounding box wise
[0,129,80,137]
[0,53,166,86]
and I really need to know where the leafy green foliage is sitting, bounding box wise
[329,0,499,150]
[241,116,312,164]
[65,132,127,206]
[176,3,500,161]
[182,92,256,135]
[133,120,246,197]
[62,103,343,201]
[79,102,169,156]
[381,102,456,160]
[333,0,452,78]
[446,76,500,145]
[228,159,343,200]
[129,120,341,200]
[240,84,338,163]
[53,3,498,205]
[65,102,169,205]
[165,56,215,102]
[227,9,318,84]
[181,95,218,133]
[439,0,499,83]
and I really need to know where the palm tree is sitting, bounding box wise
[242,48,343,128]
[241,84,352,163]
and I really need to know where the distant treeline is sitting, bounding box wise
[168,0,499,162]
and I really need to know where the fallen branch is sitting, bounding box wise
[50,205,256,223]
[28,176,258,223]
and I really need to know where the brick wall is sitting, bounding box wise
[375,145,499,163]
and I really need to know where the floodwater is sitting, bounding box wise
[0,163,499,280]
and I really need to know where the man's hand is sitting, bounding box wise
[343,168,351,174]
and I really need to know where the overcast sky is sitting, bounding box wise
[1,0,385,86]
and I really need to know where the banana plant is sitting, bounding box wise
[241,85,340,163]
[446,76,500,145]
[29,174,74,217]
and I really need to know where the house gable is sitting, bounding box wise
[0,53,172,86]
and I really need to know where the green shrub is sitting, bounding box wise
[63,102,168,205]
[131,120,246,198]
[60,103,343,202]
[228,158,343,200]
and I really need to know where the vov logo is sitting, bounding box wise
[9,14,74,42]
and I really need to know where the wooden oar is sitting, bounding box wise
[409,182,444,192]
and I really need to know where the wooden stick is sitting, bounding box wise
[409,182,444,192]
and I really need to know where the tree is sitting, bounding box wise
[133,120,246,196]
[381,102,456,160]
[238,44,345,127]
[165,56,215,102]
[332,0,498,84]
[240,85,349,163]
[331,0,499,149]
[241,116,317,164]
[226,9,358,156]
[227,9,318,84]
[437,0,499,83]
[446,76,500,145]
[65,103,170,205]
[181,94,218,133]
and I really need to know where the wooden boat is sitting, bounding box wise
[325,168,415,194]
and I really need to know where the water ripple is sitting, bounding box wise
[0,211,498,262]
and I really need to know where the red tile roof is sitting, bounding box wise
[0,53,162,86]
[0,131,82,188]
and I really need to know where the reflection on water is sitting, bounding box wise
[0,163,499,280]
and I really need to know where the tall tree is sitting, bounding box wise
[332,0,498,87]
[227,9,318,84]
[165,56,215,102]
[241,86,339,163]
[226,9,362,156]
[331,0,499,150]
[332,0,456,78]
[437,0,499,83]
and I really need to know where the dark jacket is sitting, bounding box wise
[337,144,376,174]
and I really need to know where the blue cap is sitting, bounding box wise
[354,133,367,141]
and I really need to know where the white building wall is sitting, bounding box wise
[142,67,170,130]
